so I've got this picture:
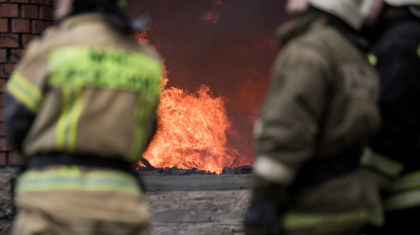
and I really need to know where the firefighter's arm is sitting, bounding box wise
[245,45,331,234]
[369,40,420,161]
[5,38,48,156]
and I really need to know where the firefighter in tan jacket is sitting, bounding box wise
[5,0,161,234]
[245,0,385,234]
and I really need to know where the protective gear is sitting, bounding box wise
[309,0,376,30]
[6,13,162,235]
[410,5,420,17]
[365,9,420,235]
[244,202,283,235]
[385,0,420,18]
[246,12,382,235]
[384,0,420,6]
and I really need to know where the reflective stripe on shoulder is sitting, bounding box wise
[360,148,403,178]
[281,207,383,230]
[48,46,162,94]
[385,189,420,211]
[16,166,140,195]
[7,72,43,113]
[56,85,83,152]
[254,155,294,185]
[390,171,420,192]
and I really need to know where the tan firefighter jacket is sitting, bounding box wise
[5,13,161,226]
[252,13,383,234]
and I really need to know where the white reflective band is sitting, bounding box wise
[391,171,420,192]
[360,148,403,178]
[385,189,420,211]
[254,155,294,185]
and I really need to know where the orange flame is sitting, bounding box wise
[137,34,242,174]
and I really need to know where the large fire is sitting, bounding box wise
[136,34,240,174]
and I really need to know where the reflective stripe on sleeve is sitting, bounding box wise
[16,165,140,195]
[385,189,420,211]
[391,171,420,192]
[254,155,294,185]
[7,72,43,113]
[128,94,158,163]
[56,85,83,152]
[281,206,383,230]
[360,148,403,178]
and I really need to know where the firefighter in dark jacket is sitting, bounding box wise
[6,0,161,234]
[244,0,385,234]
[361,0,420,234]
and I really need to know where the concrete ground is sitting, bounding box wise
[144,175,252,235]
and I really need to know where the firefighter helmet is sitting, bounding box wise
[309,0,377,30]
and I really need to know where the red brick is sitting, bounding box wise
[0,63,15,78]
[22,34,36,47]
[10,49,22,63]
[0,152,6,166]
[0,4,19,18]
[39,6,52,20]
[0,122,5,136]
[11,0,30,3]
[0,19,8,33]
[31,20,46,34]
[21,5,38,19]
[0,137,6,150]
[8,152,21,166]
[0,93,4,107]
[12,19,30,33]
[31,0,45,4]
[0,49,6,63]
[0,34,20,48]
[0,79,5,92]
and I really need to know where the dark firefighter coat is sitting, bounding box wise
[363,12,420,212]
[5,13,161,228]
[250,12,383,234]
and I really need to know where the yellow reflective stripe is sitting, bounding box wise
[385,189,420,211]
[56,86,83,152]
[390,171,420,192]
[48,46,162,94]
[282,207,383,230]
[368,53,378,66]
[7,72,43,113]
[128,94,158,162]
[360,148,403,178]
[16,166,140,195]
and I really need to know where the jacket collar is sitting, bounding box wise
[276,11,370,51]
[59,13,110,29]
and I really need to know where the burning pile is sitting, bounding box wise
[143,78,238,174]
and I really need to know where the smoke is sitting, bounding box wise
[128,0,290,166]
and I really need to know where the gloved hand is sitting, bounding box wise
[244,202,283,235]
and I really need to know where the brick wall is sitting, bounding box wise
[0,0,53,168]
[0,1,53,234]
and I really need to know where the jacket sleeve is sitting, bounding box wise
[252,44,331,202]
[369,38,420,162]
[5,38,48,157]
